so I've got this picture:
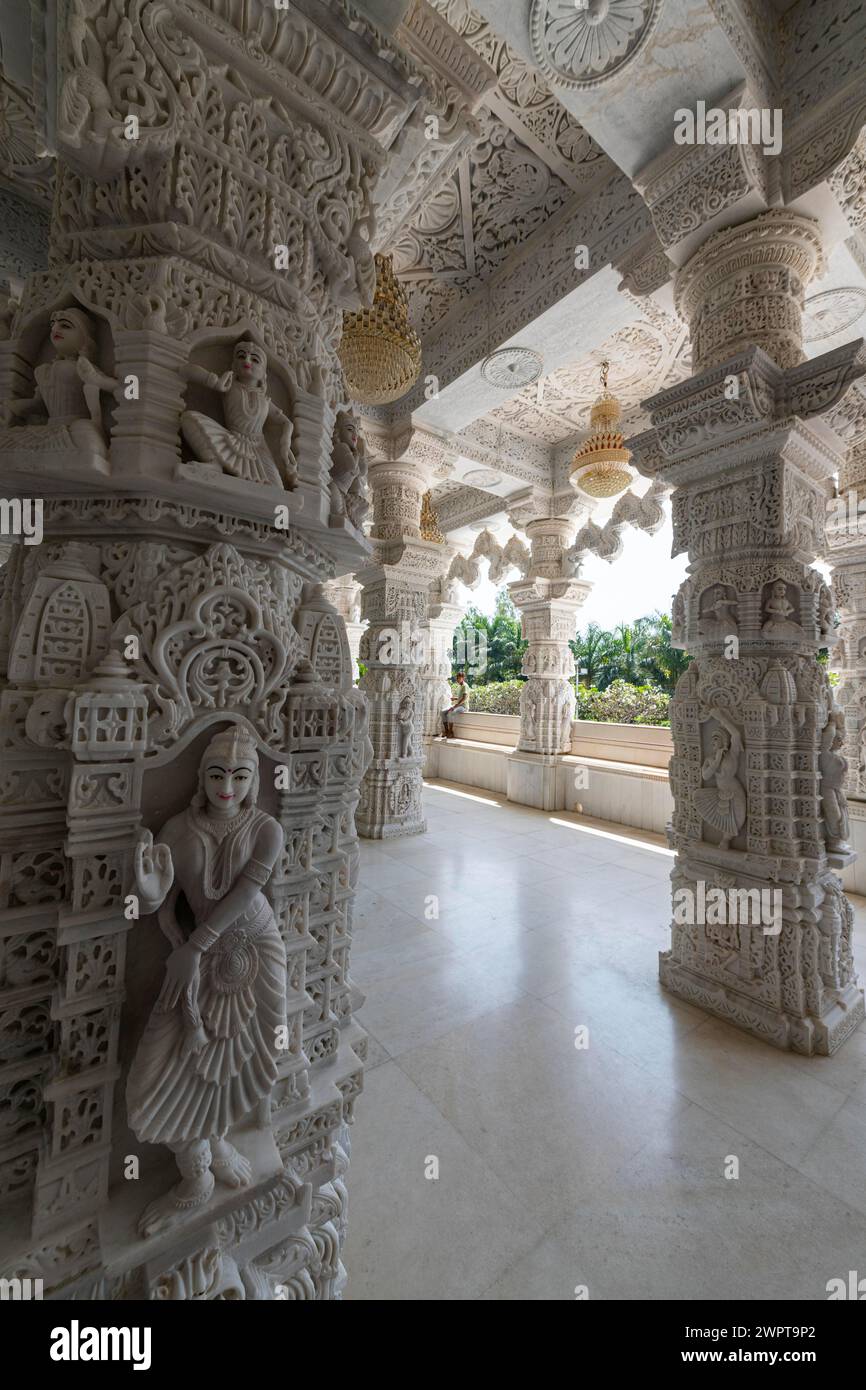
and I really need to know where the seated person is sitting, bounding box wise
[440,671,468,739]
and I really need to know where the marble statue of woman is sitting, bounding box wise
[2,306,118,457]
[127,726,286,1238]
[820,706,850,852]
[762,581,802,638]
[396,694,414,759]
[181,340,298,489]
[694,705,747,850]
[329,411,370,529]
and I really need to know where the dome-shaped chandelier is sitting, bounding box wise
[569,359,634,499]
[338,254,422,405]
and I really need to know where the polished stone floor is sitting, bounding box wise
[344,780,866,1301]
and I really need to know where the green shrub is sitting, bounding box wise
[576,679,670,725]
[463,678,670,724]
[462,679,525,715]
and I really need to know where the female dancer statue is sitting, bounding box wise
[181,340,298,488]
[127,726,285,1238]
[694,705,747,850]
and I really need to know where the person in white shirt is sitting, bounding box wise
[440,671,468,739]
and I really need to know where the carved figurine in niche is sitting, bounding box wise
[698,585,738,639]
[520,680,540,734]
[820,705,850,853]
[694,706,746,850]
[818,584,836,643]
[3,307,118,458]
[671,590,685,642]
[330,411,369,529]
[558,682,575,749]
[127,726,285,1238]
[181,340,298,489]
[761,580,801,638]
[396,694,415,759]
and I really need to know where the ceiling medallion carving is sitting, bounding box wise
[529,0,663,91]
[803,287,866,343]
[480,346,543,388]
[463,468,503,488]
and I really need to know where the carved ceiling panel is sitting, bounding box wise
[430,0,612,192]
[391,111,574,336]
[484,303,691,446]
[382,0,612,342]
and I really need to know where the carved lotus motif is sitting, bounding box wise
[530,0,662,90]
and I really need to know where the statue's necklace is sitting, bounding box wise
[190,803,256,899]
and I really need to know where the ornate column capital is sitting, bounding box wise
[673,210,825,373]
[634,84,775,268]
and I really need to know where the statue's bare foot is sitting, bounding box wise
[138,1171,215,1239]
[211,1138,252,1188]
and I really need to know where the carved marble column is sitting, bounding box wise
[825,414,866,887]
[356,441,444,838]
[0,0,445,1302]
[420,589,465,742]
[507,514,591,810]
[631,209,866,1055]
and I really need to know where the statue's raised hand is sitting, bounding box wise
[135,829,174,913]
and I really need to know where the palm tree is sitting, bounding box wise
[607,620,653,684]
[640,611,693,689]
[571,623,615,687]
[454,594,526,683]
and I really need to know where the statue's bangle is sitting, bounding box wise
[189,923,219,953]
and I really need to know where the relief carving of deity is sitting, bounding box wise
[181,340,298,489]
[820,705,851,853]
[2,307,118,459]
[396,694,415,760]
[697,586,738,639]
[330,410,370,529]
[761,581,802,639]
[127,727,286,1238]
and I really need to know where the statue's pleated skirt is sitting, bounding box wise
[127,904,287,1147]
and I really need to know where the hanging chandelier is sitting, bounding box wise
[419,490,445,544]
[569,359,634,499]
[338,253,422,405]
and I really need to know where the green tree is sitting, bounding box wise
[453,591,526,683]
[608,619,653,684]
[570,622,615,688]
[640,610,692,689]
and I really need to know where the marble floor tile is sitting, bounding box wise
[348,783,866,1299]
[343,1062,539,1301]
[479,1102,866,1301]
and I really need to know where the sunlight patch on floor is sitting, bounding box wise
[547,816,674,856]
[423,783,502,807]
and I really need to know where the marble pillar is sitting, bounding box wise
[0,0,445,1301]
[631,209,866,1055]
[356,443,446,839]
[507,517,590,809]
